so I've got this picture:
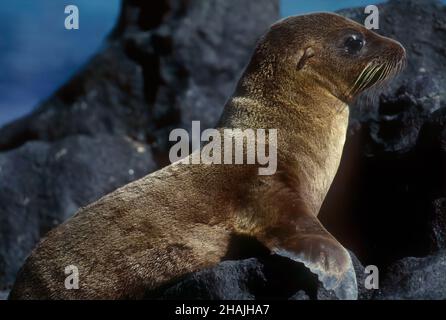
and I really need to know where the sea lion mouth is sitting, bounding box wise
[348,55,406,97]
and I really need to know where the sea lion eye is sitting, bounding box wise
[344,35,364,54]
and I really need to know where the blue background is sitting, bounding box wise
[0,0,120,126]
[1,0,440,127]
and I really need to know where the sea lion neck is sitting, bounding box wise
[219,85,349,165]
[219,75,349,132]
[218,89,349,215]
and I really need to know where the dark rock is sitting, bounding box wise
[367,76,440,154]
[377,252,446,299]
[430,198,446,250]
[159,258,266,300]
[0,290,8,300]
[288,291,310,300]
[350,251,375,300]
[0,46,149,151]
[0,135,156,289]
[158,256,320,300]
[158,251,368,300]
[125,0,280,153]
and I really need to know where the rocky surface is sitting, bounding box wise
[1,0,446,300]
[0,290,8,300]
[376,252,446,299]
[0,134,156,288]
[158,251,372,300]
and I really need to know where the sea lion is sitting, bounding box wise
[9,12,405,300]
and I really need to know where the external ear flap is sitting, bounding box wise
[296,47,315,70]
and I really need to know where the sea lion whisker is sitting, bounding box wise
[356,63,383,92]
[374,63,389,86]
[363,64,384,88]
[350,61,374,94]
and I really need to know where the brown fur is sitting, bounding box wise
[9,13,405,300]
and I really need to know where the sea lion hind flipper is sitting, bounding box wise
[258,217,358,300]
[272,236,358,300]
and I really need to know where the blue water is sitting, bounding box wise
[0,0,120,126]
[0,0,444,126]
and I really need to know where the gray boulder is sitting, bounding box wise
[0,290,8,300]
[0,135,156,289]
[377,252,446,299]
[158,251,370,300]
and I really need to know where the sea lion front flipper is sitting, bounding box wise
[258,214,358,300]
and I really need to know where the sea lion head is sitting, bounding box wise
[242,12,406,104]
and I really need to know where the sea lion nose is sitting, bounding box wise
[387,38,406,60]
[393,40,406,58]
[374,32,406,60]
